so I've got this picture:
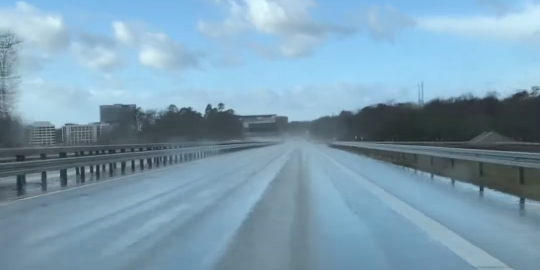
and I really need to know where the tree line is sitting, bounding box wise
[309,86,540,142]
[103,102,244,144]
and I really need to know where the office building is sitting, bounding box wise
[54,128,63,145]
[275,116,289,132]
[100,104,137,126]
[238,115,277,130]
[28,121,56,146]
[62,122,111,145]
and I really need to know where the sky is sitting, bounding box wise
[0,0,539,125]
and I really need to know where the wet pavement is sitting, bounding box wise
[0,142,538,270]
[0,160,157,200]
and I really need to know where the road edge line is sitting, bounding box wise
[322,153,515,270]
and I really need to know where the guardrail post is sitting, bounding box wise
[75,152,80,175]
[131,148,136,172]
[429,156,434,179]
[101,150,106,172]
[15,154,26,193]
[40,153,47,191]
[59,152,68,187]
[163,147,168,166]
[478,162,485,193]
[159,147,163,166]
[518,167,525,205]
[139,148,144,170]
[108,150,115,176]
[154,147,158,165]
[147,147,153,169]
[96,158,101,180]
[79,151,85,183]
[121,149,126,175]
[89,151,94,174]
[175,147,179,164]
[113,150,117,169]
[165,147,169,164]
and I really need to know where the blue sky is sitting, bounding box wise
[0,0,539,125]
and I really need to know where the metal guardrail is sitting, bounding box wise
[361,141,540,152]
[0,141,254,159]
[1,142,274,193]
[369,141,540,146]
[331,142,540,169]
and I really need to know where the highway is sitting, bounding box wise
[0,142,539,270]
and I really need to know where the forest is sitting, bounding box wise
[100,103,244,144]
[308,86,540,142]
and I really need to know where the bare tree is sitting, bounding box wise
[0,32,22,118]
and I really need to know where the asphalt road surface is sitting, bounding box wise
[0,142,539,270]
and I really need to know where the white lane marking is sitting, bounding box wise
[323,154,515,270]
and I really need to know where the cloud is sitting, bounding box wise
[197,0,248,38]
[0,2,127,73]
[0,2,70,53]
[416,2,540,43]
[476,0,511,16]
[72,33,124,71]
[112,21,137,45]
[17,78,96,124]
[359,5,416,42]
[198,0,355,58]
[113,21,202,70]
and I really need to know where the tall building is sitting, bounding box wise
[99,104,137,125]
[275,116,289,132]
[54,128,63,145]
[28,121,55,146]
[62,122,111,145]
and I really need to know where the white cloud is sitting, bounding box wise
[198,0,354,57]
[360,5,415,42]
[73,44,124,71]
[112,21,137,45]
[0,2,126,72]
[72,33,124,71]
[0,2,70,53]
[113,21,202,70]
[417,2,540,43]
[197,0,248,37]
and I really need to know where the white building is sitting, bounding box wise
[28,121,56,146]
[62,122,111,145]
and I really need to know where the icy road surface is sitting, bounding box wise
[0,142,539,270]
